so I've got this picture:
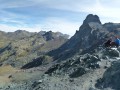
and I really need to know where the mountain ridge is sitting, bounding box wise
[0,30,69,67]
[48,14,120,62]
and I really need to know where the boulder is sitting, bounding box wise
[96,61,120,90]
[104,48,120,57]
[45,64,60,74]
[69,67,86,78]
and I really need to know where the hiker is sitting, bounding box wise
[110,36,120,47]
[114,37,120,47]
[104,38,112,47]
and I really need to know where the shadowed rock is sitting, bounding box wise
[69,67,86,78]
[21,57,43,69]
[96,60,120,90]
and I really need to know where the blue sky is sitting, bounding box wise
[0,0,120,36]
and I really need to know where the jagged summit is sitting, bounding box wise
[83,14,101,25]
[48,14,112,61]
[43,31,69,41]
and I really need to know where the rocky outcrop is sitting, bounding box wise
[82,14,101,25]
[96,60,120,90]
[43,31,69,41]
[21,55,52,69]
[103,48,120,57]
[45,52,102,77]
[48,14,108,61]
[69,67,86,78]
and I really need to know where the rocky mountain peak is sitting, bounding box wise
[83,14,101,25]
[43,31,54,41]
[6,30,34,40]
[14,30,31,35]
[43,31,69,41]
[48,14,107,60]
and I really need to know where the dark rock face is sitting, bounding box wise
[21,57,43,69]
[73,14,107,50]
[48,14,108,60]
[82,14,101,25]
[48,14,120,62]
[45,64,60,74]
[104,48,120,57]
[45,53,101,77]
[43,31,54,41]
[96,61,120,90]
[69,67,86,78]
[43,31,69,41]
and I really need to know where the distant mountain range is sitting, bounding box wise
[0,30,69,67]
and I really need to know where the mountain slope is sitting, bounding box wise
[0,30,69,67]
[48,14,120,62]
[48,14,109,61]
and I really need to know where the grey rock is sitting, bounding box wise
[69,67,86,78]
[104,48,120,57]
[96,60,120,90]
[83,14,101,25]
